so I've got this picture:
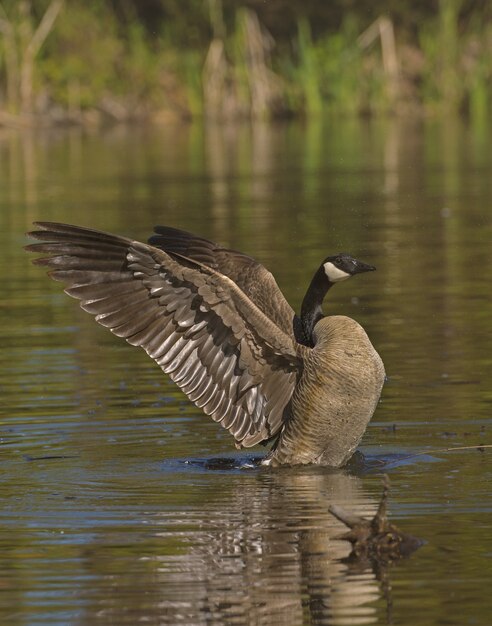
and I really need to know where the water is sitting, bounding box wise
[1,117,492,625]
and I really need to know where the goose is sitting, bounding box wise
[26,222,385,467]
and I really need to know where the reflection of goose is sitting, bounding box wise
[105,470,382,625]
[27,222,385,467]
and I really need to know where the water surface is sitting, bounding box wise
[1,117,492,625]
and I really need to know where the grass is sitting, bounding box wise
[0,1,491,125]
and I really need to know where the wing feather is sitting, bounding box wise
[26,222,302,447]
[149,225,296,337]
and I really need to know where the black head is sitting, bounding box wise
[322,253,376,283]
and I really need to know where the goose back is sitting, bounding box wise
[149,226,296,337]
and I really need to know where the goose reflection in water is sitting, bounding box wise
[101,471,387,626]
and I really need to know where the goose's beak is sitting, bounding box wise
[352,259,376,274]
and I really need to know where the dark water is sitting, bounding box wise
[2,118,492,625]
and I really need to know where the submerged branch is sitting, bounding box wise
[330,475,422,563]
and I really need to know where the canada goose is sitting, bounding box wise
[26,222,385,467]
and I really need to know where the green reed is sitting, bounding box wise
[1,1,491,125]
[419,0,491,125]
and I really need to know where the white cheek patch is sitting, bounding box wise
[323,261,351,283]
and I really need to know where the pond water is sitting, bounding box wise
[1,117,492,625]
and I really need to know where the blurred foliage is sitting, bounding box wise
[0,0,492,122]
[41,4,123,107]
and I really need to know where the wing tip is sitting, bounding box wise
[26,221,67,238]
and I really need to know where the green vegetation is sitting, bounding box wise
[0,0,492,124]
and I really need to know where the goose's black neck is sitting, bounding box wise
[297,265,333,348]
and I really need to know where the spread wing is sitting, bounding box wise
[26,222,303,447]
[149,226,296,337]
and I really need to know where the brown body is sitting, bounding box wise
[26,222,384,468]
[267,317,385,467]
